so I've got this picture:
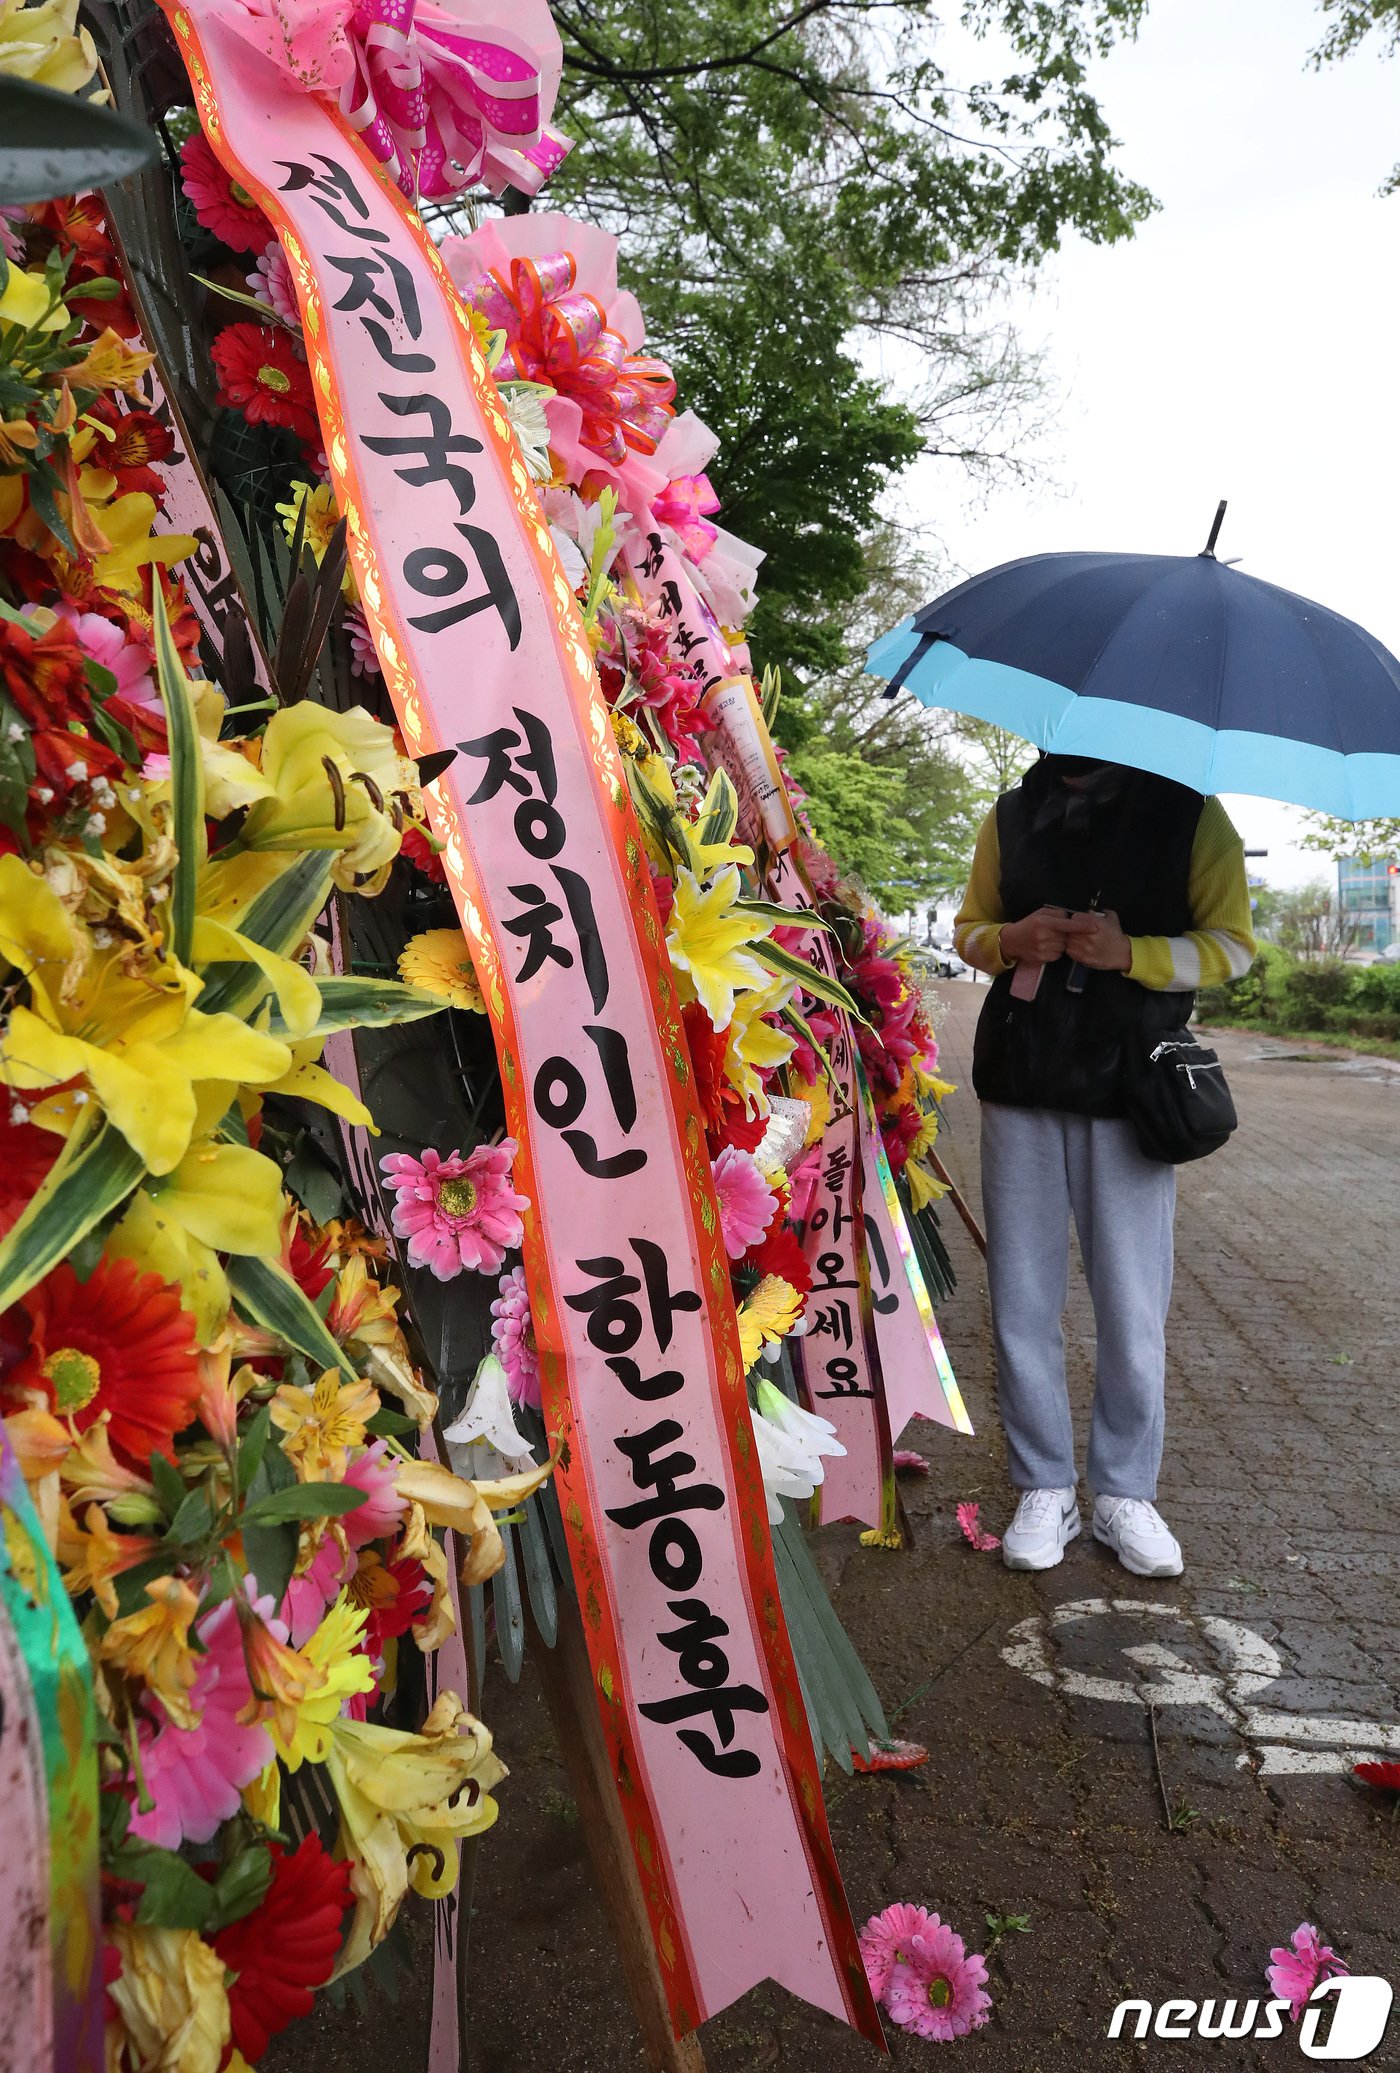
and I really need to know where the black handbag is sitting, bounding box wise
[1124,1029,1237,1165]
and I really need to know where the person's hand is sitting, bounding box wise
[1000,906,1074,965]
[1064,908,1133,972]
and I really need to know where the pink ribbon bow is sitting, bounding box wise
[463,250,676,464]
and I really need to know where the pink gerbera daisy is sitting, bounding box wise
[380,1141,529,1281]
[490,1263,541,1409]
[1266,1923,1348,2019]
[281,1531,353,1646]
[886,1922,992,2041]
[860,1902,939,2002]
[179,130,271,254]
[129,1597,271,1849]
[247,239,302,332]
[341,1438,407,1547]
[711,1144,777,1260]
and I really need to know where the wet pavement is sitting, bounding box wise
[273,985,1400,2073]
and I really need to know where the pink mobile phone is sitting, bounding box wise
[1010,961,1044,1000]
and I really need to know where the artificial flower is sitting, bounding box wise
[4,1256,202,1464]
[742,1219,812,1298]
[380,1140,529,1281]
[398,821,445,878]
[499,381,554,481]
[128,1597,272,1849]
[443,1352,534,1478]
[736,1273,803,1372]
[755,1377,845,1470]
[179,130,271,253]
[489,1262,540,1409]
[711,1144,777,1259]
[237,1600,327,1747]
[751,1404,821,1523]
[248,239,301,328]
[665,865,772,1033]
[344,600,382,678]
[276,480,350,589]
[326,1692,506,1973]
[212,321,320,444]
[212,1837,354,2065]
[885,1921,991,2041]
[957,1501,1000,1552]
[80,399,174,502]
[0,0,97,92]
[270,1368,379,1482]
[100,1575,202,1730]
[57,1501,160,1617]
[397,926,485,1011]
[348,1548,430,1665]
[235,702,414,889]
[270,1592,376,1769]
[1266,1923,1348,2020]
[860,1902,941,2001]
[107,1923,230,2073]
[1354,1759,1400,1790]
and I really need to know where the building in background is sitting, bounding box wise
[1336,855,1399,951]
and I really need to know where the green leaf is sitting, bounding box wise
[263,976,447,1041]
[227,1253,357,1382]
[734,898,829,930]
[124,1842,221,1930]
[206,1844,274,1933]
[165,1487,213,1545]
[241,1520,298,1606]
[695,767,738,852]
[151,577,205,966]
[111,1554,177,1617]
[365,1406,418,1438]
[241,1482,368,1527]
[0,1116,143,1314]
[149,1451,186,1520]
[236,1403,272,1496]
[755,937,865,1019]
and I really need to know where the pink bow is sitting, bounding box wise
[651,471,721,562]
[463,250,676,464]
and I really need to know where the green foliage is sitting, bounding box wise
[1301,812,1400,862]
[1198,942,1400,1045]
[1281,959,1353,1029]
[549,0,1154,679]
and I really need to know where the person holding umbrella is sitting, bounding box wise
[867,508,1400,1575]
[953,756,1255,1575]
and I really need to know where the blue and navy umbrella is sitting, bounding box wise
[866,506,1400,817]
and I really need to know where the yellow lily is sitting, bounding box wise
[665,864,774,1034]
[0,857,292,1173]
[271,1369,379,1483]
[107,1135,286,1343]
[99,1575,202,1729]
[678,769,756,878]
[236,704,414,891]
[724,970,796,1110]
[0,263,68,334]
[327,1692,505,1975]
[106,1924,230,2073]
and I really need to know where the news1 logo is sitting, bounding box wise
[1108,1976,1393,2057]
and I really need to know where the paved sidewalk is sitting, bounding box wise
[273,984,1400,2072]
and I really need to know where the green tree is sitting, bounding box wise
[547,0,1155,678]
[1302,812,1400,863]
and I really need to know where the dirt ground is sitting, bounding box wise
[272,983,1400,2073]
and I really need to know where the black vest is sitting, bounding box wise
[972,763,1204,1118]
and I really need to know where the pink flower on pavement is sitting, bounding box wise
[128,1598,272,1849]
[341,1438,406,1547]
[490,1264,541,1410]
[248,240,303,334]
[179,130,270,253]
[711,1144,777,1259]
[893,1449,930,1477]
[1267,1923,1348,2019]
[860,1902,939,2001]
[886,1921,991,2040]
[957,1501,1001,1552]
[380,1141,529,1281]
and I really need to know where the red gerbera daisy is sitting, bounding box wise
[179,131,272,255]
[85,399,174,502]
[211,322,320,446]
[742,1219,812,1296]
[400,823,447,882]
[0,1116,60,1240]
[5,1258,202,1464]
[212,1837,353,2064]
[1355,1760,1400,1791]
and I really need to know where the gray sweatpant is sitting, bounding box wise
[980,1103,1176,1500]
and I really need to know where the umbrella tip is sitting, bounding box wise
[1200,499,1228,558]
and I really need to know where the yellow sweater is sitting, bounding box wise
[954,793,1257,992]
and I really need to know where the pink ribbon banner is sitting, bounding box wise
[163,8,879,2043]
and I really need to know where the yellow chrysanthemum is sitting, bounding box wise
[271,1593,376,1770]
[610,709,646,756]
[736,1273,804,1372]
[397,927,486,1012]
[665,864,772,1034]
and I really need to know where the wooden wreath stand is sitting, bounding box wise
[527,1596,708,2073]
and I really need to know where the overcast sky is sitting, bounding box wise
[903,0,1400,887]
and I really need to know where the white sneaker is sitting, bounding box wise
[1002,1487,1080,1571]
[1092,1496,1183,1578]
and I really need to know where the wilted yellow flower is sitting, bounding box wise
[100,1576,201,1729]
[736,1274,804,1372]
[59,1501,159,1618]
[276,479,354,595]
[397,927,485,1011]
[237,703,414,891]
[107,1923,230,2073]
[270,1368,379,1482]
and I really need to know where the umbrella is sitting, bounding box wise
[865,504,1400,818]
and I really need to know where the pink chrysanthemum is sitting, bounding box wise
[886,1922,992,2041]
[248,240,302,332]
[957,1500,1001,1552]
[860,1903,939,2002]
[711,1144,777,1260]
[491,1264,541,1410]
[380,1141,529,1282]
[1266,1923,1348,2020]
[179,130,271,253]
[341,1438,407,1547]
[344,602,382,678]
[129,1598,272,1848]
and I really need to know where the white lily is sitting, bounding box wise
[755,1377,846,1463]
[444,1352,534,1478]
[751,1406,819,1524]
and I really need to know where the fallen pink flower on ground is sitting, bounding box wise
[1266,1922,1348,2019]
[885,1919,992,2040]
[851,1738,929,1775]
[957,1500,1001,1551]
[893,1449,930,1477]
